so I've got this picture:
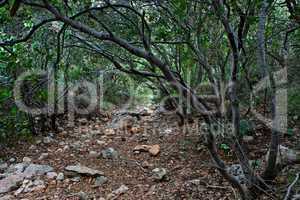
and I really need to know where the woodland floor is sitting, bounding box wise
[1,106,299,200]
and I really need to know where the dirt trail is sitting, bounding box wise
[0,108,242,199]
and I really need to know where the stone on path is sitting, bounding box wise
[56,172,64,181]
[22,157,31,164]
[0,195,14,200]
[152,168,167,181]
[93,176,108,187]
[133,144,160,156]
[65,165,104,177]
[107,185,129,200]
[46,172,58,179]
[0,174,25,194]
[0,163,53,194]
[101,148,118,159]
[38,153,49,160]
[23,164,54,178]
[0,162,8,173]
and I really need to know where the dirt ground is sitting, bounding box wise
[1,107,299,200]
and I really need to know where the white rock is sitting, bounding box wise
[96,140,106,145]
[43,137,53,144]
[63,145,70,151]
[107,185,129,199]
[46,172,57,179]
[0,162,8,172]
[88,151,99,158]
[38,153,49,160]
[152,168,167,181]
[0,195,14,200]
[56,172,64,181]
[65,165,104,177]
[22,157,31,164]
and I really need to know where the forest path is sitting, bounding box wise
[0,107,235,199]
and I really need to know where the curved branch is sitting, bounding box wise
[0,18,56,47]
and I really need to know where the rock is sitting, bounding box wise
[104,128,115,136]
[23,164,54,178]
[43,137,53,144]
[77,191,89,200]
[96,140,106,145]
[8,158,16,163]
[17,179,46,194]
[129,127,141,134]
[88,151,99,158]
[56,172,64,181]
[149,145,160,156]
[48,132,55,138]
[141,161,153,168]
[6,163,28,174]
[56,148,63,153]
[22,157,31,164]
[161,128,172,136]
[63,145,70,151]
[29,145,36,150]
[133,144,160,156]
[107,185,129,199]
[0,195,14,200]
[46,172,57,179]
[70,176,81,182]
[35,139,42,145]
[133,145,149,153]
[65,165,104,177]
[38,153,49,160]
[0,163,8,173]
[101,148,118,159]
[242,136,254,143]
[152,168,167,181]
[186,179,202,185]
[71,141,82,150]
[0,174,24,194]
[14,179,29,196]
[93,176,108,187]
[227,164,246,184]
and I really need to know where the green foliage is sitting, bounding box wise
[220,143,230,154]
[239,119,255,136]
[288,87,300,117]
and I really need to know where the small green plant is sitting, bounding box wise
[220,143,230,154]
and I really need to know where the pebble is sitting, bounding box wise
[70,176,81,182]
[46,172,58,179]
[38,153,49,160]
[101,148,118,159]
[89,151,99,158]
[93,176,108,187]
[22,157,31,164]
[43,137,52,144]
[152,168,167,181]
[56,173,64,181]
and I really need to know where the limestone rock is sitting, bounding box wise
[152,168,167,181]
[65,165,104,177]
